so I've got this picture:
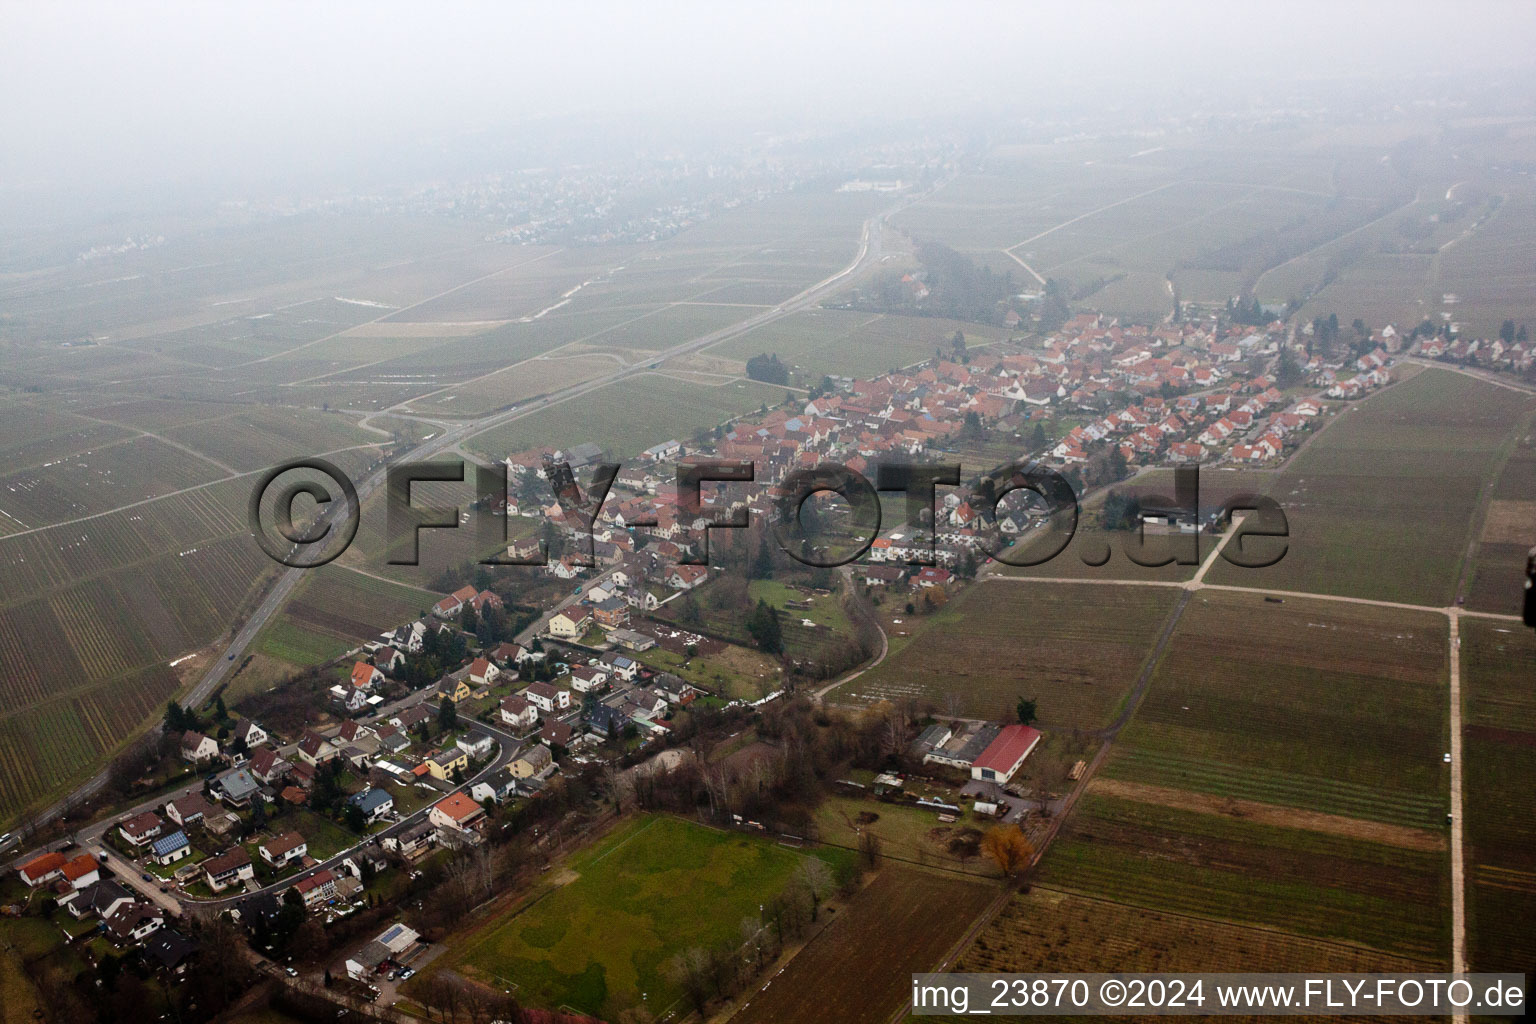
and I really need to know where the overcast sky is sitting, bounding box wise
[5,1,1535,195]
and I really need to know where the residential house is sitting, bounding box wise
[509,744,553,779]
[165,792,217,828]
[592,597,629,628]
[568,665,608,693]
[428,792,485,835]
[180,730,219,763]
[232,720,269,749]
[17,851,67,888]
[540,720,575,749]
[203,847,255,893]
[499,695,538,731]
[597,652,641,680]
[145,930,200,976]
[150,831,192,867]
[456,731,494,760]
[58,853,101,890]
[667,565,709,590]
[348,788,395,825]
[547,609,591,639]
[383,821,435,859]
[248,747,291,785]
[524,681,570,714]
[64,879,133,921]
[437,677,472,703]
[105,902,165,946]
[424,748,469,781]
[296,730,338,766]
[471,774,517,805]
[215,767,261,807]
[293,869,337,909]
[258,831,308,867]
[432,585,478,618]
[468,657,499,686]
[350,661,384,692]
[119,811,163,847]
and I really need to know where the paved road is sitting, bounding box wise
[514,566,622,646]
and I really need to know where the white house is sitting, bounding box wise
[523,682,570,714]
[258,831,308,867]
[456,732,495,759]
[232,720,269,749]
[180,731,219,763]
[499,696,538,731]
[150,832,192,867]
[468,657,500,686]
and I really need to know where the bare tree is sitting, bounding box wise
[797,857,835,921]
[1031,752,1062,816]
[858,829,882,869]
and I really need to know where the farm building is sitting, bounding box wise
[969,725,1043,784]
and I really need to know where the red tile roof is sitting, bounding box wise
[972,725,1042,776]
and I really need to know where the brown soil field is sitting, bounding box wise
[1479,499,1536,545]
[1087,777,1444,852]
[730,865,996,1024]
[956,887,1436,975]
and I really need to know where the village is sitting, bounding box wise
[4,305,1410,1013]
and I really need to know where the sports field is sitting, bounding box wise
[430,815,855,1019]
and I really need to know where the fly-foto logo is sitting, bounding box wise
[248,458,1288,572]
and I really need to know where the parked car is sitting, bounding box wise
[285,967,298,977]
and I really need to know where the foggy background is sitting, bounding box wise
[5,0,1536,201]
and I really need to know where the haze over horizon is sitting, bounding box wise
[6,0,1536,203]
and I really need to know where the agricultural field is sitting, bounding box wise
[712,309,1008,380]
[953,886,1435,980]
[426,815,855,1020]
[406,353,621,417]
[465,374,788,460]
[733,865,996,1024]
[280,565,442,645]
[0,470,277,825]
[159,405,382,472]
[1459,619,1536,972]
[0,433,226,528]
[1106,590,1450,828]
[1202,367,1536,606]
[251,565,441,673]
[841,580,1181,729]
[1464,415,1536,615]
[1038,793,1448,961]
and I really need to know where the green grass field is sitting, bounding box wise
[434,815,855,1019]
